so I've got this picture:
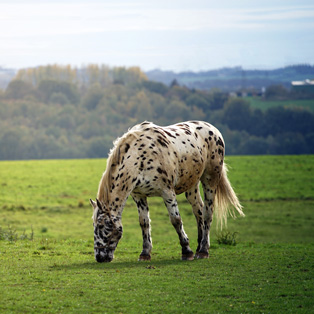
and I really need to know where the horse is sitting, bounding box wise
[90,121,244,262]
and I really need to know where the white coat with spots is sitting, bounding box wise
[90,121,244,262]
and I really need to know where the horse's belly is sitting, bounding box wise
[174,152,204,194]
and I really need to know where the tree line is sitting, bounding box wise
[0,64,313,160]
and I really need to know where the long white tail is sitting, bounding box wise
[215,163,244,229]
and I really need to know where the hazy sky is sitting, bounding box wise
[1,0,314,71]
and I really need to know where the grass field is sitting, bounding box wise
[247,97,314,112]
[1,156,314,313]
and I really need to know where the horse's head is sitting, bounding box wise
[90,199,123,263]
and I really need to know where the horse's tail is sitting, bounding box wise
[215,163,244,229]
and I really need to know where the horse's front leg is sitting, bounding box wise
[132,194,152,261]
[163,190,194,261]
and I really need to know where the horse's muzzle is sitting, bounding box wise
[95,248,113,263]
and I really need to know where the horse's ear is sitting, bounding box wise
[90,199,97,209]
[96,198,103,210]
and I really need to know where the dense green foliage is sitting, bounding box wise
[0,65,314,160]
[0,156,313,313]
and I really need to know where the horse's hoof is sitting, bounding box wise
[182,253,194,261]
[195,252,209,259]
[138,254,151,261]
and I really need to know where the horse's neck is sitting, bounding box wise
[99,164,131,215]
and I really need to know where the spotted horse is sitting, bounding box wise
[90,121,244,262]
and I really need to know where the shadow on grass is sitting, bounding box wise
[51,256,208,271]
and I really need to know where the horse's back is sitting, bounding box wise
[129,121,225,195]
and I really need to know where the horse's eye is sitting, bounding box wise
[96,215,104,224]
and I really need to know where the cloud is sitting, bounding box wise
[1,1,314,39]
[1,0,314,70]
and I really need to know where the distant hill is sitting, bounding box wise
[146,65,314,92]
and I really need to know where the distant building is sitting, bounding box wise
[291,79,314,94]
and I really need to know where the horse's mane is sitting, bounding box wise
[97,127,144,203]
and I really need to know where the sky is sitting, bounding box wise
[1,0,314,72]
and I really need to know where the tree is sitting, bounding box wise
[170,79,179,88]
[49,92,70,105]
[37,80,79,104]
[247,109,265,137]
[222,98,252,131]
[208,89,229,110]
[5,80,34,99]
[164,100,190,122]
[167,85,190,101]
[150,93,167,118]
[186,94,210,111]
[81,84,105,110]
[15,64,77,86]
[270,132,307,154]
[264,107,314,136]
[133,91,154,121]
[112,66,147,86]
[142,80,168,95]
[240,136,269,155]
[0,129,24,160]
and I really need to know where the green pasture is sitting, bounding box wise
[247,97,314,112]
[0,156,314,313]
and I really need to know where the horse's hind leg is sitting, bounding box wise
[185,184,204,256]
[197,168,222,259]
[162,190,194,261]
[132,194,152,261]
